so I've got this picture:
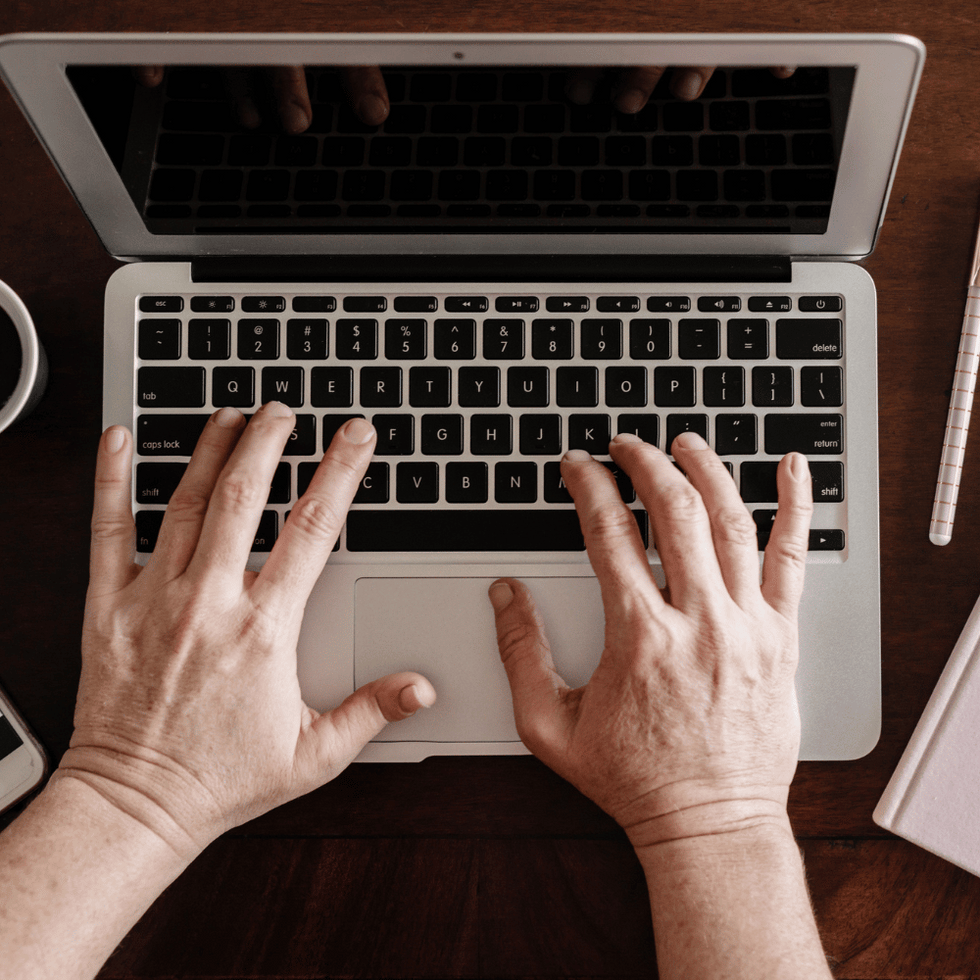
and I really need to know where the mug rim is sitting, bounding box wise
[0,279,41,431]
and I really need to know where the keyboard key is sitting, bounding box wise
[532,319,574,359]
[310,366,353,407]
[764,413,843,454]
[811,460,845,501]
[715,414,758,455]
[654,366,695,407]
[139,296,184,313]
[238,319,280,359]
[556,366,598,407]
[188,319,231,359]
[394,296,438,313]
[268,462,291,505]
[458,367,500,407]
[617,413,659,447]
[409,367,451,407]
[344,296,387,312]
[484,319,525,359]
[775,318,842,359]
[748,296,791,313]
[495,462,538,503]
[286,319,328,359]
[471,415,512,455]
[569,414,611,453]
[446,462,488,503]
[547,296,589,313]
[519,415,562,455]
[727,319,769,358]
[629,319,671,359]
[354,462,391,504]
[396,462,439,503]
[138,367,206,408]
[666,414,708,449]
[798,296,842,313]
[601,461,636,503]
[242,296,285,313]
[445,296,488,313]
[752,366,794,407]
[507,367,550,407]
[598,296,639,313]
[374,414,415,455]
[434,319,476,359]
[496,296,539,313]
[346,509,648,551]
[336,319,378,359]
[385,319,427,359]
[251,511,278,552]
[702,366,745,407]
[801,366,843,407]
[809,529,845,551]
[678,319,720,359]
[647,296,691,313]
[138,319,181,360]
[135,510,165,553]
[360,367,402,407]
[580,319,623,359]
[606,366,648,406]
[283,415,316,455]
[698,296,741,313]
[136,414,209,456]
[321,414,365,450]
[212,366,255,407]
[261,367,304,407]
[421,414,464,455]
[191,296,235,313]
[292,296,336,313]
[136,462,187,503]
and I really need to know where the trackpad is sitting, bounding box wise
[354,577,604,743]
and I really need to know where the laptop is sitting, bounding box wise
[0,32,924,760]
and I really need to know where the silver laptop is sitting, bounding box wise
[0,32,924,760]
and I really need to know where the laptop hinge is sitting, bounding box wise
[191,254,791,284]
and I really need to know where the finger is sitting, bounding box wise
[609,433,727,612]
[669,431,762,608]
[560,449,663,617]
[146,407,247,582]
[669,65,716,100]
[186,402,296,581]
[133,66,165,88]
[761,454,813,619]
[489,578,573,758]
[613,66,667,114]
[340,66,389,125]
[269,66,312,134]
[254,417,375,607]
[89,426,137,597]
[313,670,436,768]
[770,65,797,79]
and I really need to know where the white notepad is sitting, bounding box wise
[874,592,980,876]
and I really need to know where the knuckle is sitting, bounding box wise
[287,493,346,542]
[90,514,132,543]
[658,481,705,527]
[496,620,542,665]
[711,504,758,548]
[164,485,211,524]
[581,503,639,544]
[765,532,809,572]
[212,473,264,513]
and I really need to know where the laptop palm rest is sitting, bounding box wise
[354,576,605,743]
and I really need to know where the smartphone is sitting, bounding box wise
[0,683,47,814]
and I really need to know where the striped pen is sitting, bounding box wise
[930,213,980,545]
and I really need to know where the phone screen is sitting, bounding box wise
[0,710,24,762]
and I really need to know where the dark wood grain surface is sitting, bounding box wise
[1,1,979,977]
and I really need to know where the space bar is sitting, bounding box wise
[346,509,587,552]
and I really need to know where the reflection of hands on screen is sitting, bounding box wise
[132,65,390,133]
[565,65,797,113]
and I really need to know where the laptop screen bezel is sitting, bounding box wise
[0,32,925,261]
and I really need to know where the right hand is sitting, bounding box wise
[489,432,813,850]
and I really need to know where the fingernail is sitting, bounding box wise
[342,417,375,444]
[488,580,514,612]
[611,432,643,445]
[615,88,646,114]
[105,427,126,454]
[788,452,810,481]
[563,448,592,463]
[674,431,708,450]
[398,684,435,713]
[212,406,243,429]
[263,401,294,419]
[672,70,702,100]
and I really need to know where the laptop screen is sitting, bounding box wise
[65,62,855,240]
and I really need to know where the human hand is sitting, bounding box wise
[490,432,812,850]
[566,65,797,113]
[58,405,433,858]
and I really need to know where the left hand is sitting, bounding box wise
[57,404,434,858]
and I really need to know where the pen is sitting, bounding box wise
[930,212,980,545]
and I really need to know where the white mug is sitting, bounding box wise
[0,279,47,433]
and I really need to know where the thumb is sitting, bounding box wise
[489,578,572,755]
[314,671,437,762]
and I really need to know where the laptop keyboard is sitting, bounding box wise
[133,287,846,556]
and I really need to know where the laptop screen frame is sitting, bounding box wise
[0,32,925,262]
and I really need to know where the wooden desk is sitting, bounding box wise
[1,2,978,976]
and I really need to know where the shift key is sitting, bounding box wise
[137,414,209,456]
[138,366,206,407]
[765,413,843,454]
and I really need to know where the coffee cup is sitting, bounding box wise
[0,279,47,433]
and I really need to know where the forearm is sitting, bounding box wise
[0,773,196,980]
[637,817,832,980]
